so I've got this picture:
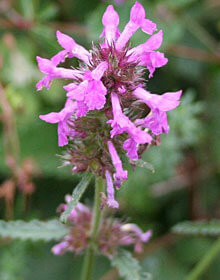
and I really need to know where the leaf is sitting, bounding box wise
[38,3,58,21]
[111,249,152,280]
[20,0,35,20]
[60,172,93,223]
[172,220,220,236]
[131,159,155,173]
[0,219,68,241]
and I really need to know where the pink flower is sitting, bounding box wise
[64,62,108,117]
[133,88,182,111]
[121,223,152,253]
[133,88,182,136]
[53,198,152,257]
[56,30,90,64]
[36,56,82,91]
[107,141,127,188]
[39,99,77,146]
[105,170,119,208]
[36,2,182,205]
[137,109,169,135]
[52,241,69,255]
[116,2,157,50]
[108,93,152,160]
[123,138,139,161]
[128,31,168,77]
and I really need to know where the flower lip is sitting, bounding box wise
[130,1,146,26]
[102,5,119,26]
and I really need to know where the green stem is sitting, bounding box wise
[80,176,105,280]
[186,237,220,280]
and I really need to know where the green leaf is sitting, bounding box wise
[0,219,68,241]
[172,220,220,236]
[111,249,152,280]
[131,159,155,173]
[38,4,58,21]
[20,0,35,20]
[60,172,93,223]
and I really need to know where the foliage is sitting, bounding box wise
[172,220,220,236]
[111,249,152,280]
[60,172,93,223]
[0,219,68,241]
[0,243,29,280]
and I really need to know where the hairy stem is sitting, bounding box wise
[80,176,105,280]
[186,237,220,280]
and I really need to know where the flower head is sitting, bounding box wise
[52,197,152,257]
[36,2,182,208]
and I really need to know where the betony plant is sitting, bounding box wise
[36,2,182,279]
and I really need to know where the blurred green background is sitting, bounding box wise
[0,0,220,279]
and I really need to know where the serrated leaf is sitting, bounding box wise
[172,220,220,236]
[131,159,155,173]
[111,249,152,280]
[0,219,68,241]
[60,172,93,223]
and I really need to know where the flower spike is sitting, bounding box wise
[36,2,182,208]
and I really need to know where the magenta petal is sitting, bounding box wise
[56,30,76,51]
[76,101,88,118]
[56,30,90,63]
[52,241,69,255]
[144,109,169,135]
[148,51,168,77]
[109,92,152,146]
[101,5,120,43]
[134,88,182,112]
[105,170,119,209]
[145,31,163,50]
[36,56,54,74]
[151,90,182,111]
[67,81,87,101]
[102,5,119,26]
[130,2,146,26]
[57,123,68,146]
[36,56,82,80]
[39,112,61,123]
[123,138,138,161]
[51,50,67,65]
[84,81,107,110]
[116,2,157,50]
[39,99,76,146]
[91,62,108,80]
[141,229,152,242]
[129,30,163,57]
[141,19,157,35]
[36,76,52,91]
[63,83,77,91]
[107,141,128,187]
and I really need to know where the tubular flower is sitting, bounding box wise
[36,2,182,208]
[52,197,152,257]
